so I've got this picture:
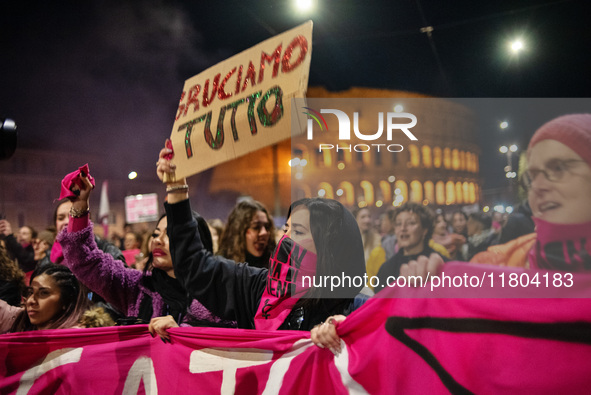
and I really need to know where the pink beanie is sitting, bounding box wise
[528,114,591,166]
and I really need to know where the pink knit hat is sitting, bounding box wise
[528,114,591,166]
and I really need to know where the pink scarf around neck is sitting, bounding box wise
[254,235,317,330]
[529,217,591,272]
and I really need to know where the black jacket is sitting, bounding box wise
[165,199,357,331]
[376,245,443,289]
[3,235,35,272]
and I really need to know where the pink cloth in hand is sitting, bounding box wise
[58,164,95,200]
[164,139,174,160]
[50,241,63,264]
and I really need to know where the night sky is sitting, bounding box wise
[1,0,590,191]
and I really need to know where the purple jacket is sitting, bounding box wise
[58,223,231,326]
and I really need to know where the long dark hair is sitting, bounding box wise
[289,198,365,300]
[0,245,26,306]
[11,264,91,332]
[143,213,213,275]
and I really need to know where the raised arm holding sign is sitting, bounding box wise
[167,21,312,179]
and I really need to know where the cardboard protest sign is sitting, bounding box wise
[169,21,312,179]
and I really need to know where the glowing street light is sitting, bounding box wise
[128,171,138,180]
[500,121,509,129]
[510,39,524,54]
[294,0,314,12]
[499,144,518,177]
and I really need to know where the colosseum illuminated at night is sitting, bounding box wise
[291,87,481,211]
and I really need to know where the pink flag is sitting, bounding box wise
[1,263,591,393]
[98,180,109,237]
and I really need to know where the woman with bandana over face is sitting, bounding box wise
[149,140,367,340]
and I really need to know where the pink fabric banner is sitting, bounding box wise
[2,264,591,394]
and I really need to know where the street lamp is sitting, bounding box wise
[508,35,526,57]
[510,39,524,54]
[499,144,518,178]
[294,0,314,12]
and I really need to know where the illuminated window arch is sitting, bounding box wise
[337,181,355,206]
[475,154,479,173]
[466,152,473,172]
[422,146,432,168]
[462,182,469,203]
[323,149,333,167]
[360,180,375,205]
[433,147,442,168]
[469,182,476,203]
[318,182,334,199]
[460,151,466,171]
[436,181,445,205]
[379,180,392,203]
[443,148,451,169]
[424,181,435,204]
[446,181,455,205]
[452,149,460,170]
[408,144,420,168]
[394,180,408,204]
[455,182,463,204]
[410,180,423,203]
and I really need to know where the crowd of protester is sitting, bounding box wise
[0,114,589,357]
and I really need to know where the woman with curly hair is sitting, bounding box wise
[0,245,26,307]
[217,200,276,269]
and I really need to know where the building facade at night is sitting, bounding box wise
[291,87,481,213]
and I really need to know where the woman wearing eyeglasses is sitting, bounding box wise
[470,113,591,270]
[216,200,276,269]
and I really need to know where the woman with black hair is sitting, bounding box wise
[0,264,91,333]
[57,166,228,327]
[149,143,366,338]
